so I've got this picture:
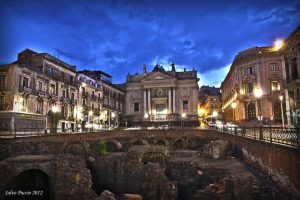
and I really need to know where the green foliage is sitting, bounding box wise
[99,140,108,156]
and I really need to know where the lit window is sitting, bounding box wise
[271,81,280,91]
[246,83,253,94]
[269,63,278,71]
[183,101,188,111]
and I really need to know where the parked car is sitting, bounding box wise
[158,125,170,130]
[124,126,141,131]
[147,126,156,130]
[208,122,216,127]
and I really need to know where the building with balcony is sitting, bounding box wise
[0,49,78,131]
[124,63,199,127]
[282,25,300,126]
[221,46,285,125]
[198,86,222,119]
[78,70,125,129]
[77,73,103,131]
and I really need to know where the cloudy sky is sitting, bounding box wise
[1,0,299,86]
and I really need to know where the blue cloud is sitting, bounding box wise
[0,0,299,86]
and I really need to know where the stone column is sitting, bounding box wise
[173,88,176,113]
[144,89,147,114]
[148,89,151,115]
[168,88,172,114]
[285,89,291,126]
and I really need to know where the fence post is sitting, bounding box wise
[259,126,263,140]
[269,125,272,143]
[14,127,17,138]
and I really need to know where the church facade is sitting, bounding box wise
[124,64,199,126]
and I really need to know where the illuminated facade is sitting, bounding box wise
[124,64,199,126]
[0,49,78,130]
[78,70,125,129]
[221,46,285,125]
[282,26,300,126]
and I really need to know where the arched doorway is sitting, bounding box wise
[1,169,50,200]
[247,102,256,120]
[47,110,54,129]
[273,102,281,123]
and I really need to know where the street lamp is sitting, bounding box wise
[231,102,237,122]
[279,95,284,128]
[181,112,186,127]
[89,110,93,132]
[254,88,263,126]
[144,113,149,128]
[52,106,58,133]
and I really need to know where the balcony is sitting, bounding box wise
[22,86,33,95]
[98,97,103,102]
[82,92,90,99]
[49,94,58,102]
[70,99,77,106]
[91,95,97,101]
[61,97,70,104]
[37,90,48,97]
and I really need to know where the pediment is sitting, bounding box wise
[142,71,175,82]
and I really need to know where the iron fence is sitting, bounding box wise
[0,127,119,138]
[215,125,300,148]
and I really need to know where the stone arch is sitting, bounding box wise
[155,139,169,147]
[1,168,52,200]
[173,138,185,150]
[63,142,90,155]
[131,138,149,146]
[106,139,122,152]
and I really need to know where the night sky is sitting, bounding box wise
[1,0,299,86]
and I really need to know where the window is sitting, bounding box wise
[23,96,28,110]
[50,84,56,95]
[244,67,254,75]
[62,90,66,98]
[36,99,43,114]
[38,82,42,91]
[296,88,300,100]
[269,63,278,71]
[183,100,188,111]
[134,103,139,112]
[82,87,85,94]
[71,93,74,100]
[23,77,29,88]
[83,99,86,106]
[291,58,298,80]
[271,81,280,92]
[48,67,53,76]
[0,96,4,110]
[246,83,253,94]
[0,75,6,89]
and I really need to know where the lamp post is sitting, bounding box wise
[181,113,186,128]
[89,110,93,132]
[52,106,58,134]
[144,113,149,128]
[111,112,116,128]
[254,88,263,126]
[279,95,284,128]
[231,102,237,122]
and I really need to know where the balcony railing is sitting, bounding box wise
[82,92,90,99]
[91,95,97,101]
[22,86,33,94]
[37,90,48,97]
[70,99,77,106]
[0,86,5,91]
[0,104,9,111]
[49,94,58,102]
[61,97,70,104]
[215,126,300,148]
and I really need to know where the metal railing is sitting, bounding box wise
[215,125,300,148]
[0,127,119,138]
